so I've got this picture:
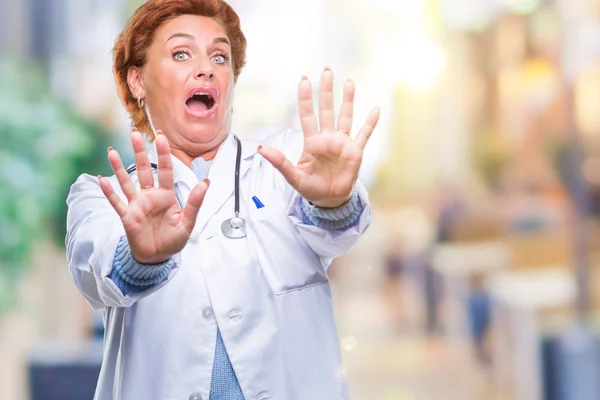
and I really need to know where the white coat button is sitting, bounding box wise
[202,307,214,319]
[188,393,203,400]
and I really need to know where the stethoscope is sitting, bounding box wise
[220,136,246,239]
[127,135,247,239]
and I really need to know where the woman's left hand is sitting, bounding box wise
[259,68,380,208]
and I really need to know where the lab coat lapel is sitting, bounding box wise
[147,134,256,236]
[147,141,199,190]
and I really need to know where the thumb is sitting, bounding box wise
[181,179,210,233]
[258,145,300,189]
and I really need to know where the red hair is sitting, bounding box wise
[112,0,247,140]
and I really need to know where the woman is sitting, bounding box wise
[66,0,379,399]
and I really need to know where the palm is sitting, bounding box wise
[120,189,187,259]
[295,132,362,201]
[99,131,209,264]
[260,69,380,208]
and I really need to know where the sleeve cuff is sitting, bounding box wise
[109,236,175,295]
[300,189,363,230]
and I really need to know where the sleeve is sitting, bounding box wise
[109,236,175,295]
[299,188,364,230]
[65,173,181,309]
[287,181,372,262]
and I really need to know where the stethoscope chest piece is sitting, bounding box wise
[221,213,247,239]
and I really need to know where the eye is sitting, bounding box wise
[212,53,229,64]
[172,50,191,62]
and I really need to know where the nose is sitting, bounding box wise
[194,57,215,80]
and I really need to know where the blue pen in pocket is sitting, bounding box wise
[252,196,265,209]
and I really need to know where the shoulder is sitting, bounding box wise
[260,128,304,148]
[68,173,101,196]
[254,128,304,163]
[67,173,121,204]
[69,173,120,191]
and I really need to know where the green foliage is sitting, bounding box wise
[0,61,112,314]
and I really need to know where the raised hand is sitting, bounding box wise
[98,129,209,264]
[258,68,380,208]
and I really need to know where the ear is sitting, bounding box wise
[127,66,146,100]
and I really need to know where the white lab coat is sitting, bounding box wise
[66,130,372,400]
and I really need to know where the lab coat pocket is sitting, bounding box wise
[249,205,329,295]
[251,204,279,221]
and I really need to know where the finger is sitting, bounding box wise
[98,176,127,218]
[258,145,300,190]
[337,79,355,135]
[107,147,138,202]
[319,68,335,131]
[298,76,318,137]
[181,179,210,234]
[355,107,381,150]
[155,132,174,190]
[132,129,154,189]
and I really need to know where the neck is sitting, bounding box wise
[171,146,219,167]
[167,131,230,167]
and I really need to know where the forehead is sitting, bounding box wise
[155,14,228,43]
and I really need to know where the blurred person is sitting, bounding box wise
[466,273,491,366]
[434,183,466,243]
[382,238,406,330]
[65,0,380,399]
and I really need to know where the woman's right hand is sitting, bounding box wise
[98,129,209,264]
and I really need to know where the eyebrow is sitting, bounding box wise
[213,37,231,47]
[165,33,231,47]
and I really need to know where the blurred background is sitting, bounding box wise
[1,0,600,399]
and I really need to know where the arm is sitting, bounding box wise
[259,69,379,261]
[66,131,208,309]
[287,182,372,262]
[66,174,181,309]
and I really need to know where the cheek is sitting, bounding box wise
[221,77,235,107]
[151,62,188,95]
[224,86,234,106]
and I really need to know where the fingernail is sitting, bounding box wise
[257,145,263,152]
[97,175,102,181]
[132,127,138,132]
[345,79,353,84]
[300,75,308,81]
[203,178,211,186]
[324,66,331,71]
[107,147,113,153]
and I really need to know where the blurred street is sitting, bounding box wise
[331,209,495,400]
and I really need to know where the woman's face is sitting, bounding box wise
[129,15,235,158]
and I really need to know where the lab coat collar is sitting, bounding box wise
[147,133,258,234]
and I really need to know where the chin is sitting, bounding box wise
[180,124,223,145]
[184,130,218,144]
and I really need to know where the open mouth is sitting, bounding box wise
[185,87,218,117]
[186,93,215,112]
